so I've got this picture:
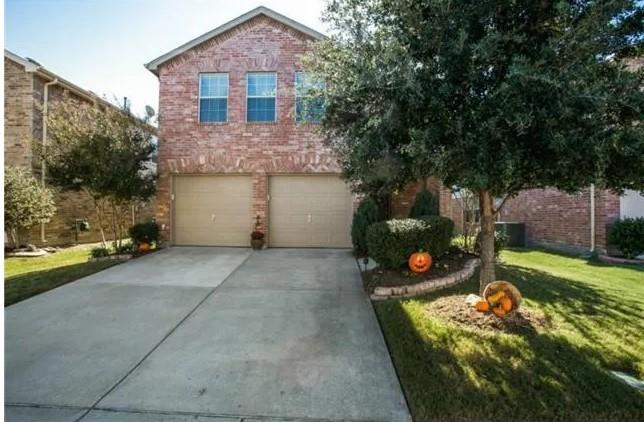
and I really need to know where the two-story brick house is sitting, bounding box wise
[4,49,155,246]
[146,7,356,247]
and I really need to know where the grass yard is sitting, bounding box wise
[5,245,120,306]
[375,249,644,421]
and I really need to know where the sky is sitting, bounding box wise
[5,0,328,119]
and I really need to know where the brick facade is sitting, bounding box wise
[154,15,341,242]
[501,187,620,252]
[4,53,155,246]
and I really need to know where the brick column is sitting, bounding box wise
[252,172,268,235]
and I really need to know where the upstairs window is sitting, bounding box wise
[199,73,228,123]
[247,72,276,122]
[295,72,324,124]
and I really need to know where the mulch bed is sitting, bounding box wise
[361,252,475,292]
[425,294,552,334]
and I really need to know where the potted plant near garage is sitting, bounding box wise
[250,215,265,250]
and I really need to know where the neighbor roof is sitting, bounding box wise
[144,6,325,76]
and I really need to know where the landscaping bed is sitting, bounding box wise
[375,249,644,421]
[361,251,475,293]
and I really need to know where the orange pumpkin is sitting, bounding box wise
[492,306,507,317]
[499,296,513,313]
[138,242,151,253]
[408,251,432,273]
[474,300,489,312]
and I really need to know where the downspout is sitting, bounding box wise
[40,78,59,243]
[589,184,596,253]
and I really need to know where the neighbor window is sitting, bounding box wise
[199,73,228,123]
[295,72,325,123]
[247,72,276,122]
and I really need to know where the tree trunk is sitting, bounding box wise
[478,190,496,294]
[94,199,107,248]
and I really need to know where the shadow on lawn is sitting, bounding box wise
[376,264,644,422]
[5,260,117,306]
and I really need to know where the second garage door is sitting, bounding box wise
[173,175,252,246]
[269,175,353,248]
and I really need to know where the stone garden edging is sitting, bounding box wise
[370,258,480,301]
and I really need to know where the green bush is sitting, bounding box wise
[609,218,644,259]
[113,241,135,254]
[409,188,439,218]
[128,221,160,245]
[90,247,110,258]
[474,230,509,257]
[351,198,380,256]
[366,217,454,269]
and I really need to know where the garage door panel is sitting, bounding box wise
[269,176,352,248]
[173,176,252,247]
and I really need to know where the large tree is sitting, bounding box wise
[307,0,644,291]
[42,98,156,248]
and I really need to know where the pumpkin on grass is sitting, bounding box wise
[138,242,151,253]
[408,251,432,273]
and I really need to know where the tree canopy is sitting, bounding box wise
[42,98,157,247]
[307,0,644,289]
[4,166,56,247]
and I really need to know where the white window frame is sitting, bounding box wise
[198,73,229,124]
[246,72,277,123]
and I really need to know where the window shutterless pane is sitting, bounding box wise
[199,73,228,123]
[247,73,276,97]
[295,71,324,123]
[247,72,277,122]
[199,98,227,123]
[247,98,276,122]
[199,74,228,97]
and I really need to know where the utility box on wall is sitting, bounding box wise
[495,222,526,247]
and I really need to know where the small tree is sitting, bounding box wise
[409,188,439,218]
[42,97,156,248]
[4,166,56,248]
[308,0,644,293]
[452,188,479,251]
[351,197,379,256]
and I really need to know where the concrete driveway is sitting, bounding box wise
[5,248,411,422]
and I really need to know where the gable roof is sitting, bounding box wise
[144,6,325,76]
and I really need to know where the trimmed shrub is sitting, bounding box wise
[409,188,439,218]
[351,198,379,256]
[366,217,454,269]
[91,247,110,258]
[609,218,644,259]
[128,221,160,245]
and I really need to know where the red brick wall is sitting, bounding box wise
[501,187,620,252]
[156,15,341,241]
[4,57,155,247]
[4,57,33,168]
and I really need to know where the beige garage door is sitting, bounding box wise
[269,175,353,248]
[173,175,252,246]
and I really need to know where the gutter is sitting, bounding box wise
[40,78,59,243]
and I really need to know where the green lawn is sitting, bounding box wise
[375,249,644,422]
[5,245,120,306]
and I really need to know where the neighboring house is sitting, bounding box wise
[4,49,155,246]
[501,187,644,253]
